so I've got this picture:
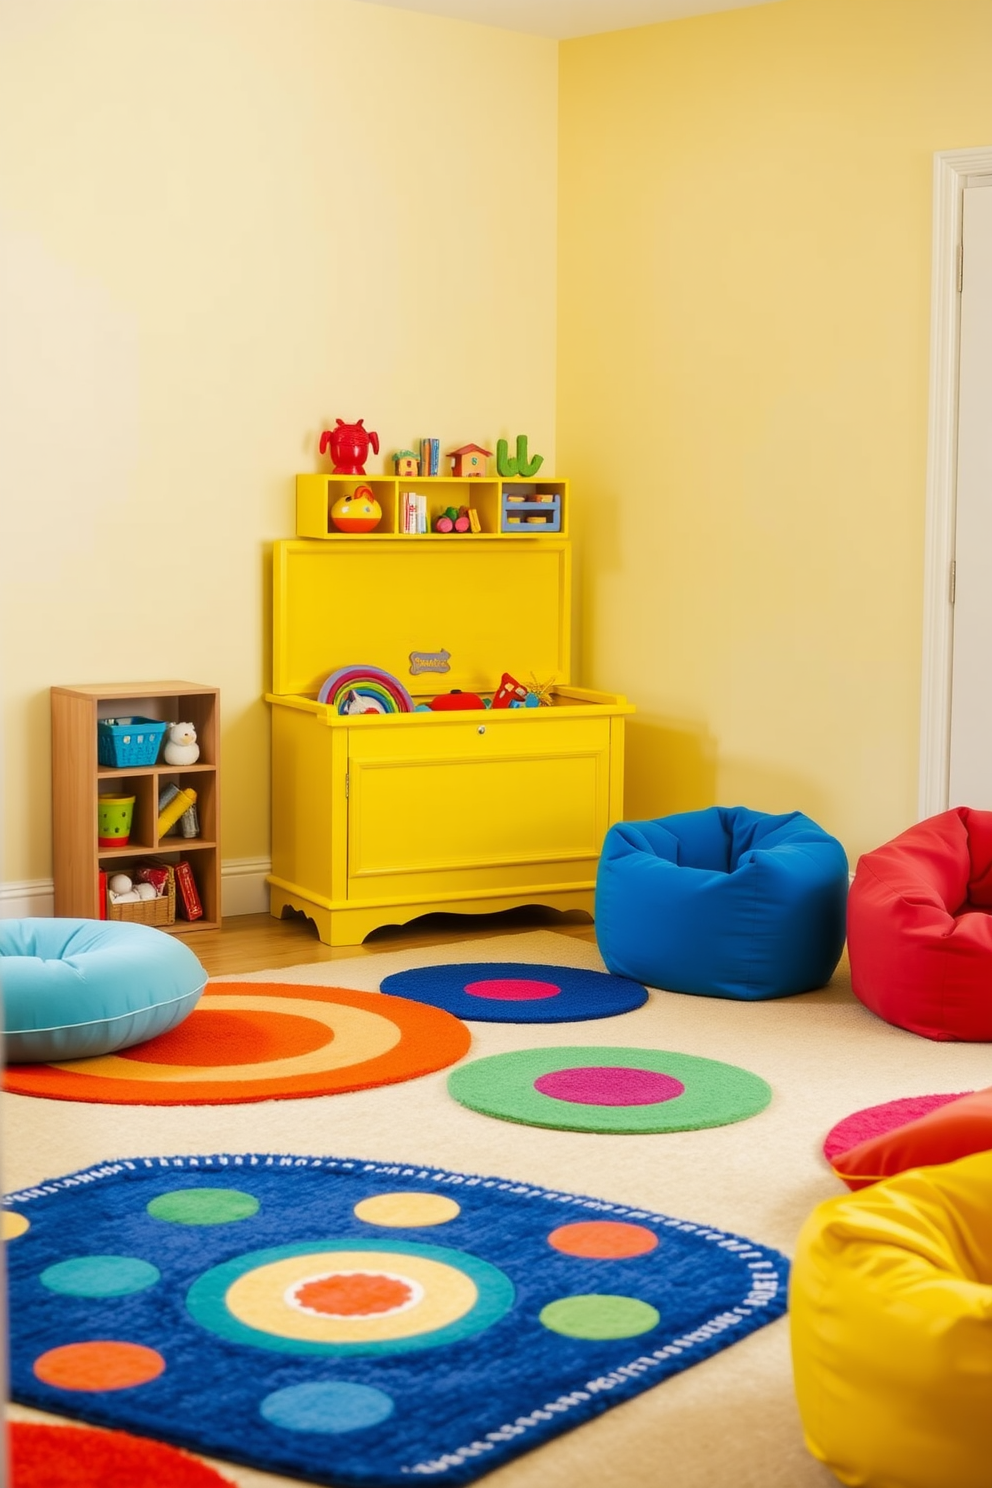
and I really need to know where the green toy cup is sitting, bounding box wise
[98,794,135,848]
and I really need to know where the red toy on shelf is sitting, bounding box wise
[320,418,379,475]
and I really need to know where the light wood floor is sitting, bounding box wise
[172,906,598,978]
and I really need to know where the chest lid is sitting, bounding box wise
[272,538,571,699]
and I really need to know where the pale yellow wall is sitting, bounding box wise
[559,0,992,864]
[0,0,558,886]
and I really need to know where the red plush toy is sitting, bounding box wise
[429,690,485,711]
[490,672,528,709]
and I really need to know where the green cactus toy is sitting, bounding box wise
[497,435,543,479]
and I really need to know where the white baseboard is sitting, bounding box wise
[0,878,55,919]
[0,858,272,921]
[218,857,271,917]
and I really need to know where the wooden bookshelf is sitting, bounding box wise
[51,681,221,932]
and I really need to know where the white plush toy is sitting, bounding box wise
[164,722,200,766]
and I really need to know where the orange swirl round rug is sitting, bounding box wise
[10,1421,235,1487]
[2,983,471,1105]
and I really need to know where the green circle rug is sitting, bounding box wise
[447,1046,772,1133]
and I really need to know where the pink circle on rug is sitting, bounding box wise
[533,1066,686,1107]
[463,978,562,1002]
[822,1092,972,1162]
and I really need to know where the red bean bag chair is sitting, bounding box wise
[848,807,992,1041]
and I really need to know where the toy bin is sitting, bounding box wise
[97,717,169,768]
[500,490,562,533]
[97,795,136,848]
[266,514,634,947]
[107,864,176,926]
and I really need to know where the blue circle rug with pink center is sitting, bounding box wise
[379,962,648,1022]
[6,1153,788,1487]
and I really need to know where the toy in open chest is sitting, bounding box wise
[265,496,633,946]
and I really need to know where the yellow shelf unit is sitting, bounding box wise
[51,681,221,931]
[297,474,568,540]
[266,490,633,948]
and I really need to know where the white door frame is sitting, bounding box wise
[919,146,992,818]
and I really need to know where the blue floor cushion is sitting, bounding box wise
[595,806,848,1001]
[0,918,207,1062]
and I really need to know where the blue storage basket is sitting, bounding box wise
[97,717,169,768]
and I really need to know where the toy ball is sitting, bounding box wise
[135,883,157,901]
[108,873,133,895]
[331,484,382,533]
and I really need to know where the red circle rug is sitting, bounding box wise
[3,983,471,1105]
[10,1421,234,1487]
[822,1092,972,1163]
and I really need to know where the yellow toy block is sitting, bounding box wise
[158,787,197,839]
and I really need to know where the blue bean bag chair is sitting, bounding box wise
[0,918,207,1062]
[595,806,848,1000]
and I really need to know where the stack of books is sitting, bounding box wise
[401,492,428,533]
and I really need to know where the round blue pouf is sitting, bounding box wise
[595,806,849,1001]
[379,962,647,1023]
[0,918,207,1062]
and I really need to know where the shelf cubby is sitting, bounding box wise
[296,474,568,539]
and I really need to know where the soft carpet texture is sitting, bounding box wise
[9,1420,235,1486]
[7,927,992,1488]
[3,983,470,1104]
[447,1046,771,1133]
[379,962,647,1022]
[6,1153,787,1487]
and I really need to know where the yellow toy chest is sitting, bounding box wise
[265,475,633,946]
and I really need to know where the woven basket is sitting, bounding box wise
[107,866,176,927]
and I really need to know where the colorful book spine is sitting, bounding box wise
[420,438,439,477]
[174,859,203,921]
[98,870,107,919]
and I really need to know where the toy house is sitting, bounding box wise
[448,443,492,477]
[393,449,420,475]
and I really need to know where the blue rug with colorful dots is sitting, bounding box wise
[5,1154,789,1487]
[379,962,648,1022]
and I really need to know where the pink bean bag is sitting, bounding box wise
[847,807,992,1041]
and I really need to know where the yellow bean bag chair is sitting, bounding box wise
[790,1151,992,1488]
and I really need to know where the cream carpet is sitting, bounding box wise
[7,929,992,1488]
